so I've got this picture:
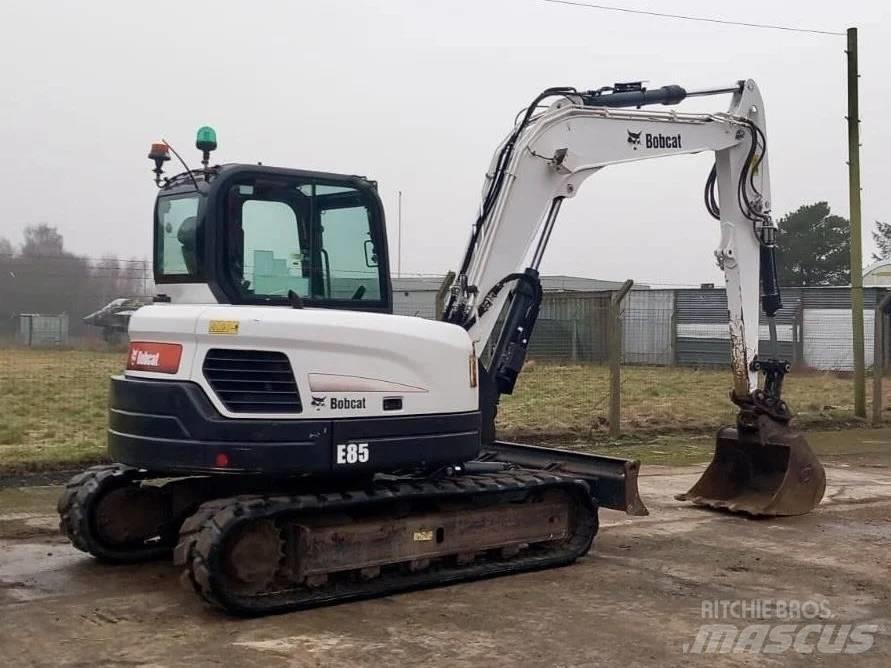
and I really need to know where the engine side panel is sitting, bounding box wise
[107,376,481,475]
[126,304,478,420]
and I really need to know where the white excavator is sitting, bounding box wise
[59,79,825,615]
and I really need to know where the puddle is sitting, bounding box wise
[0,543,86,602]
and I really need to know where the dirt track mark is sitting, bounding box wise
[0,517,62,540]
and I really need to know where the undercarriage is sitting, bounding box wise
[58,442,646,616]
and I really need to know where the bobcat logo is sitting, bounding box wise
[627,130,641,149]
[311,396,326,410]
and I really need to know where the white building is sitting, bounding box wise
[863,259,891,287]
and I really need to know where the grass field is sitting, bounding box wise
[0,348,124,472]
[0,347,883,473]
[499,361,873,438]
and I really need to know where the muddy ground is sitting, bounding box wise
[1,431,890,667]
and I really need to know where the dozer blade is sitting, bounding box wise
[676,415,825,516]
[480,440,649,516]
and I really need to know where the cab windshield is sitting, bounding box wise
[225,178,384,304]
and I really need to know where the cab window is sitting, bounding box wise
[318,186,381,301]
[156,194,201,277]
[226,178,384,304]
[240,199,308,297]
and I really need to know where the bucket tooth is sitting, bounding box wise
[676,415,825,516]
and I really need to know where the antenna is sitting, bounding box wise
[397,190,403,278]
[162,139,201,192]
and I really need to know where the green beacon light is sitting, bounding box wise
[196,126,217,173]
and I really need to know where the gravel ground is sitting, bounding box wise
[1,437,889,667]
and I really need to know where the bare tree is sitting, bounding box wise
[21,224,65,257]
[1,225,153,340]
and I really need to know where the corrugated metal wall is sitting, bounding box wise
[530,291,611,362]
[392,288,614,362]
[803,309,875,370]
[675,287,886,368]
[390,284,889,370]
[675,288,797,365]
[798,287,882,309]
[675,289,730,365]
[622,290,674,365]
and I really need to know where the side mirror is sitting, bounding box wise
[364,239,378,267]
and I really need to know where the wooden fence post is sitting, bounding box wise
[435,271,456,320]
[608,280,634,438]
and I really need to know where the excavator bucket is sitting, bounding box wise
[676,415,825,516]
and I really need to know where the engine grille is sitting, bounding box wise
[202,349,302,414]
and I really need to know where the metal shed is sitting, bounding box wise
[17,313,69,347]
[532,291,611,362]
[622,289,675,365]
[391,277,445,318]
[391,275,648,320]
[674,286,886,370]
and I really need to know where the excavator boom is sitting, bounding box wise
[444,79,824,516]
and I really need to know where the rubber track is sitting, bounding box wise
[57,464,173,563]
[175,471,598,616]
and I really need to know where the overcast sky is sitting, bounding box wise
[1,0,888,287]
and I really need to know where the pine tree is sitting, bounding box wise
[872,220,891,262]
[775,202,850,286]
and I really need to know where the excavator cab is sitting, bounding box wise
[150,140,392,312]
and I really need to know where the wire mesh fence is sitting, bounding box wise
[1,263,886,473]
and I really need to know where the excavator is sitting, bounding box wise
[59,79,825,616]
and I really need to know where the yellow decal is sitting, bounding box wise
[208,320,239,335]
[413,530,434,542]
